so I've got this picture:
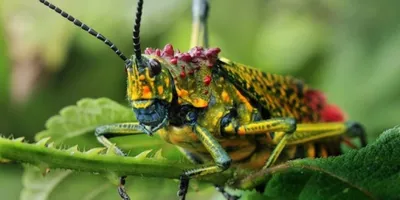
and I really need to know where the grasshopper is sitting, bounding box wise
[38,0,366,199]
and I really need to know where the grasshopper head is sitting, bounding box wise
[123,0,219,134]
[126,54,174,132]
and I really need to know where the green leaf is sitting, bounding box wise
[35,98,135,144]
[239,126,400,200]
[19,98,190,200]
[6,98,398,199]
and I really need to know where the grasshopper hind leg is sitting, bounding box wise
[345,121,367,147]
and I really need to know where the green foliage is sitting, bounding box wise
[2,0,400,199]
[0,98,399,199]
[239,127,400,200]
[35,98,135,145]
[17,98,212,200]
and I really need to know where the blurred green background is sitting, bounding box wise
[1,0,400,199]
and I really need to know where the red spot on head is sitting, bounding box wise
[179,53,192,62]
[162,44,174,57]
[194,50,203,57]
[205,48,221,58]
[170,58,178,65]
[203,75,212,85]
[180,71,186,78]
[144,48,154,55]
[189,46,204,58]
[155,49,161,56]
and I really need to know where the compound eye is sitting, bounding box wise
[148,59,162,77]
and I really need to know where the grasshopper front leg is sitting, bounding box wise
[178,124,232,200]
[177,117,297,200]
[95,122,147,200]
[178,147,241,200]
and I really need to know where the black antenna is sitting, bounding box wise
[133,0,143,62]
[38,0,130,65]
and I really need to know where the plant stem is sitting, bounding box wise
[0,137,235,185]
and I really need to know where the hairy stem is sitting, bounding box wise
[0,137,235,185]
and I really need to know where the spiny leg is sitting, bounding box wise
[222,117,297,170]
[191,0,209,48]
[178,147,240,200]
[287,121,366,147]
[95,122,146,200]
[229,120,366,189]
[178,124,232,200]
[190,2,239,197]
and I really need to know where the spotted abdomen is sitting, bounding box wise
[217,58,345,123]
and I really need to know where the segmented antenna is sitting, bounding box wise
[133,0,144,62]
[38,0,130,65]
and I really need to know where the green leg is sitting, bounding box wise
[229,120,366,189]
[191,0,209,48]
[178,124,232,200]
[178,147,240,200]
[95,123,146,200]
[222,117,297,170]
[222,118,366,170]
[263,133,289,170]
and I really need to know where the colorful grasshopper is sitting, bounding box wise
[39,0,366,199]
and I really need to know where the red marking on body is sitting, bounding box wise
[144,44,221,73]
[189,47,204,58]
[170,58,177,65]
[205,48,221,58]
[321,104,346,122]
[305,90,326,111]
[179,53,192,62]
[203,75,212,85]
[155,49,161,56]
[144,48,154,55]
[305,89,345,122]
[162,44,174,57]
[180,71,186,78]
